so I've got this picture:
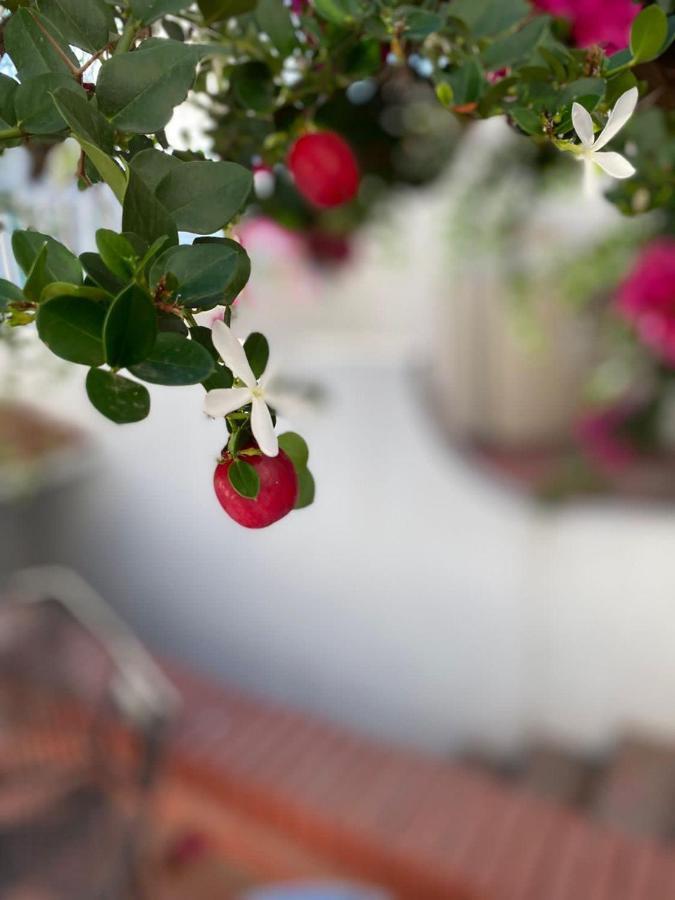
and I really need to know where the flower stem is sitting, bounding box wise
[0,127,22,142]
[114,19,140,56]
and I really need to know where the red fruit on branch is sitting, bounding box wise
[288,131,360,208]
[214,451,298,528]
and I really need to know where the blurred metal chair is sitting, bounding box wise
[0,566,178,900]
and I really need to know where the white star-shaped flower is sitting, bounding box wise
[204,320,280,457]
[571,87,638,196]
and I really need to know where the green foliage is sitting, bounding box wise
[129,333,215,384]
[228,459,260,498]
[1,0,673,521]
[86,368,151,424]
[96,39,198,133]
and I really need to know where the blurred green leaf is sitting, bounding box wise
[86,368,151,423]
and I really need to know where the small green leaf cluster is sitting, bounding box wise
[0,0,673,520]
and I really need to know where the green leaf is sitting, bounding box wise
[104,284,157,368]
[482,17,548,70]
[509,106,541,135]
[446,59,484,105]
[559,77,605,108]
[51,87,115,152]
[129,332,214,384]
[0,279,24,313]
[86,368,151,423]
[37,0,115,52]
[451,0,529,37]
[129,0,193,24]
[14,73,85,134]
[630,4,668,63]
[243,332,269,379]
[4,8,79,79]
[278,431,309,469]
[294,466,315,509]
[312,0,366,25]
[230,62,275,114]
[197,0,257,23]
[194,237,251,303]
[155,160,253,234]
[96,229,137,280]
[128,147,182,191]
[96,39,198,134]
[36,295,106,365]
[122,168,178,247]
[23,244,49,302]
[255,0,296,55]
[40,282,111,303]
[400,7,442,39]
[150,240,249,308]
[0,75,19,126]
[80,252,126,295]
[12,230,82,285]
[228,459,260,499]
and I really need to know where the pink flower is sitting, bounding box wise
[532,0,641,54]
[616,238,675,366]
[575,403,638,471]
[487,67,510,84]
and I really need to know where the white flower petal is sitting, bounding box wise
[593,151,636,179]
[572,102,595,148]
[250,397,278,457]
[204,387,252,418]
[211,320,256,388]
[592,86,638,151]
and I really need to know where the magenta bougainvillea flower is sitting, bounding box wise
[616,239,675,366]
[575,403,638,471]
[533,0,641,53]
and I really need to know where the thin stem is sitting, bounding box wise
[78,42,112,76]
[0,126,21,141]
[28,11,80,77]
[114,18,140,56]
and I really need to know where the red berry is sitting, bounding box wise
[214,451,298,529]
[288,131,360,208]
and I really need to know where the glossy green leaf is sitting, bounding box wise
[12,230,82,285]
[97,39,198,134]
[86,368,151,423]
[197,0,257,23]
[38,0,115,52]
[128,147,182,191]
[4,8,79,79]
[312,0,366,25]
[278,431,309,469]
[243,332,269,379]
[36,295,106,365]
[51,87,115,153]
[194,237,251,303]
[80,252,127,295]
[482,17,548,69]
[129,0,193,24]
[155,160,253,234]
[104,284,157,368]
[22,244,49,302]
[0,279,24,313]
[0,75,19,126]
[122,169,178,247]
[40,282,111,303]
[255,0,296,55]
[150,240,249,308]
[294,466,315,509]
[630,4,668,63]
[96,230,137,281]
[14,73,85,134]
[129,332,214,384]
[228,459,260,499]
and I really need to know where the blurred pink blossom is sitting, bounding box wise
[575,403,638,471]
[532,0,641,53]
[616,238,675,366]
